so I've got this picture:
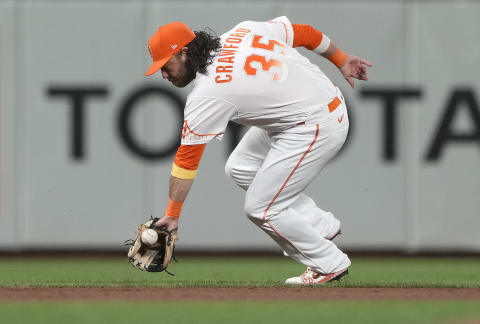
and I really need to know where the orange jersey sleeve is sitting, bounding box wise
[171,144,206,179]
[292,24,323,50]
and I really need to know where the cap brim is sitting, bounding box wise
[144,56,171,76]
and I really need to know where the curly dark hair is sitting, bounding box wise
[184,29,222,75]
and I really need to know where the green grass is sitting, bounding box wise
[2,256,480,324]
[0,256,479,288]
[1,301,480,324]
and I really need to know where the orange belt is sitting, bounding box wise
[328,96,341,113]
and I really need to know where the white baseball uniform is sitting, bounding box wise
[181,16,350,274]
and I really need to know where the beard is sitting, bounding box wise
[172,58,196,88]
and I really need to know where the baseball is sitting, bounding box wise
[141,229,158,246]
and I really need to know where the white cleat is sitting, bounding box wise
[285,267,349,285]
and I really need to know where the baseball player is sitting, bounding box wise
[146,17,372,284]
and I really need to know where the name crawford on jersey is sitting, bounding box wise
[215,28,252,84]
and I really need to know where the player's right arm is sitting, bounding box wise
[153,143,206,230]
[153,97,235,231]
[291,24,373,88]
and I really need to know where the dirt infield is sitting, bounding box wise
[1,287,480,301]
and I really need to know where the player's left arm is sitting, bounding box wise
[153,144,206,230]
[292,24,373,88]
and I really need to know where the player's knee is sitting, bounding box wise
[224,157,235,180]
[225,157,251,191]
[244,193,266,222]
[225,153,247,182]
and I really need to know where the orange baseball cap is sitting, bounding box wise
[145,22,196,76]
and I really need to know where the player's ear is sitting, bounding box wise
[178,47,189,62]
[175,47,189,57]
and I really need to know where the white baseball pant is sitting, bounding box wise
[225,90,351,274]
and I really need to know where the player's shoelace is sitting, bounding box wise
[301,267,314,283]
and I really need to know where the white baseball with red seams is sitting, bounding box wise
[181,16,351,278]
[141,229,158,246]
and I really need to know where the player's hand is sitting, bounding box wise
[340,55,373,89]
[153,215,179,231]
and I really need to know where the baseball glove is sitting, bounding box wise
[125,217,178,274]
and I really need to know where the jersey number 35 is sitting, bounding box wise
[243,35,289,83]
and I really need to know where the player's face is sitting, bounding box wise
[161,49,195,88]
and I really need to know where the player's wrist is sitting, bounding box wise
[165,198,184,218]
[328,48,348,68]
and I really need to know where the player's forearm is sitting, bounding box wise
[164,176,193,219]
[320,41,338,60]
[169,176,193,202]
[165,143,206,218]
[321,41,347,68]
[292,24,347,68]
